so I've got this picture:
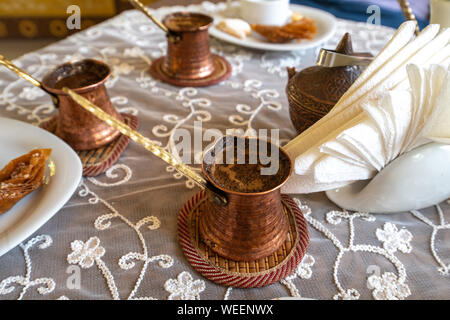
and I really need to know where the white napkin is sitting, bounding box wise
[283,20,450,194]
[283,62,450,194]
[284,21,430,160]
[283,23,446,193]
[417,65,450,144]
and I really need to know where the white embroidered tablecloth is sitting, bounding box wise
[0,2,448,300]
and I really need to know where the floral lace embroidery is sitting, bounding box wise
[334,289,360,300]
[68,237,106,269]
[68,236,119,299]
[87,164,133,187]
[228,80,282,132]
[280,254,315,297]
[411,205,450,275]
[0,235,55,299]
[293,254,315,279]
[19,87,46,100]
[65,172,173,300]
[0,53,56,125]
[293,198,411,300]
[164,271,206,300]
[376,223,413,254]
[367,272,411,300]
[0,1,445,300]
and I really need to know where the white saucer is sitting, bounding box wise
[0,117,82,256]
[209,4,337,51]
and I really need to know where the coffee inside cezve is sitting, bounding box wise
[165,15,210,31]
[207,145,290,193]
[54,72,102,89]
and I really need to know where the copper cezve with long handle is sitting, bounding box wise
[129,0,230,86]
[129,0,215,79]
[0,55,122,151]
[64,88,292,262]
[160,12,215,80]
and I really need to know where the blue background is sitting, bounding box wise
[291,0,429,29]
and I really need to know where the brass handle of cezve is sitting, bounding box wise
[63,87,228,205]
[128,0,170,34]
[397,0,420,36]
[0,54,59,106]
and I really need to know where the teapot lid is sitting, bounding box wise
[287,33,370,105]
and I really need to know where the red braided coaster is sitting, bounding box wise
[178,191,309,288]
[40,113,138,177]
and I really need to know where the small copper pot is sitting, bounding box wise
[199,136,292,261]
[57,89,295,262]
[161,12,215,80]
[42,59,123,151]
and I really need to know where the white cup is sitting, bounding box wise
[239,0,292,26]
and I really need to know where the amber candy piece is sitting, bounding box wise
[251,17,317,43]
[0,149,52,214]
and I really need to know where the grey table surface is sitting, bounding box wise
[0,1,448,300]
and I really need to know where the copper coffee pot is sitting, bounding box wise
[200,136,292,261]
[0,55,123,151]
[286,33,373,134]
[129,0,231,87]
[64,88,292,262]
[159,12,216,80]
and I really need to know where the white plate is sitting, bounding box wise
[0,117,82,257]
[209,4,337,51]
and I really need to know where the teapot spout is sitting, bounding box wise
[286,67,297,80]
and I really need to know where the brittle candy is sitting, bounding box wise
[0,149,52,214]
[251,17,317,43]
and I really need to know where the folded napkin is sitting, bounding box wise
[283,21,450,194]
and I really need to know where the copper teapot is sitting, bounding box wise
[286,33,373,134]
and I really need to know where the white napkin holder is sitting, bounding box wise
[325,142,450,213]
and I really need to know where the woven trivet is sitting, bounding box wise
[40,113,138,177]
[178,190,309,288]
[150,54,232,87]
